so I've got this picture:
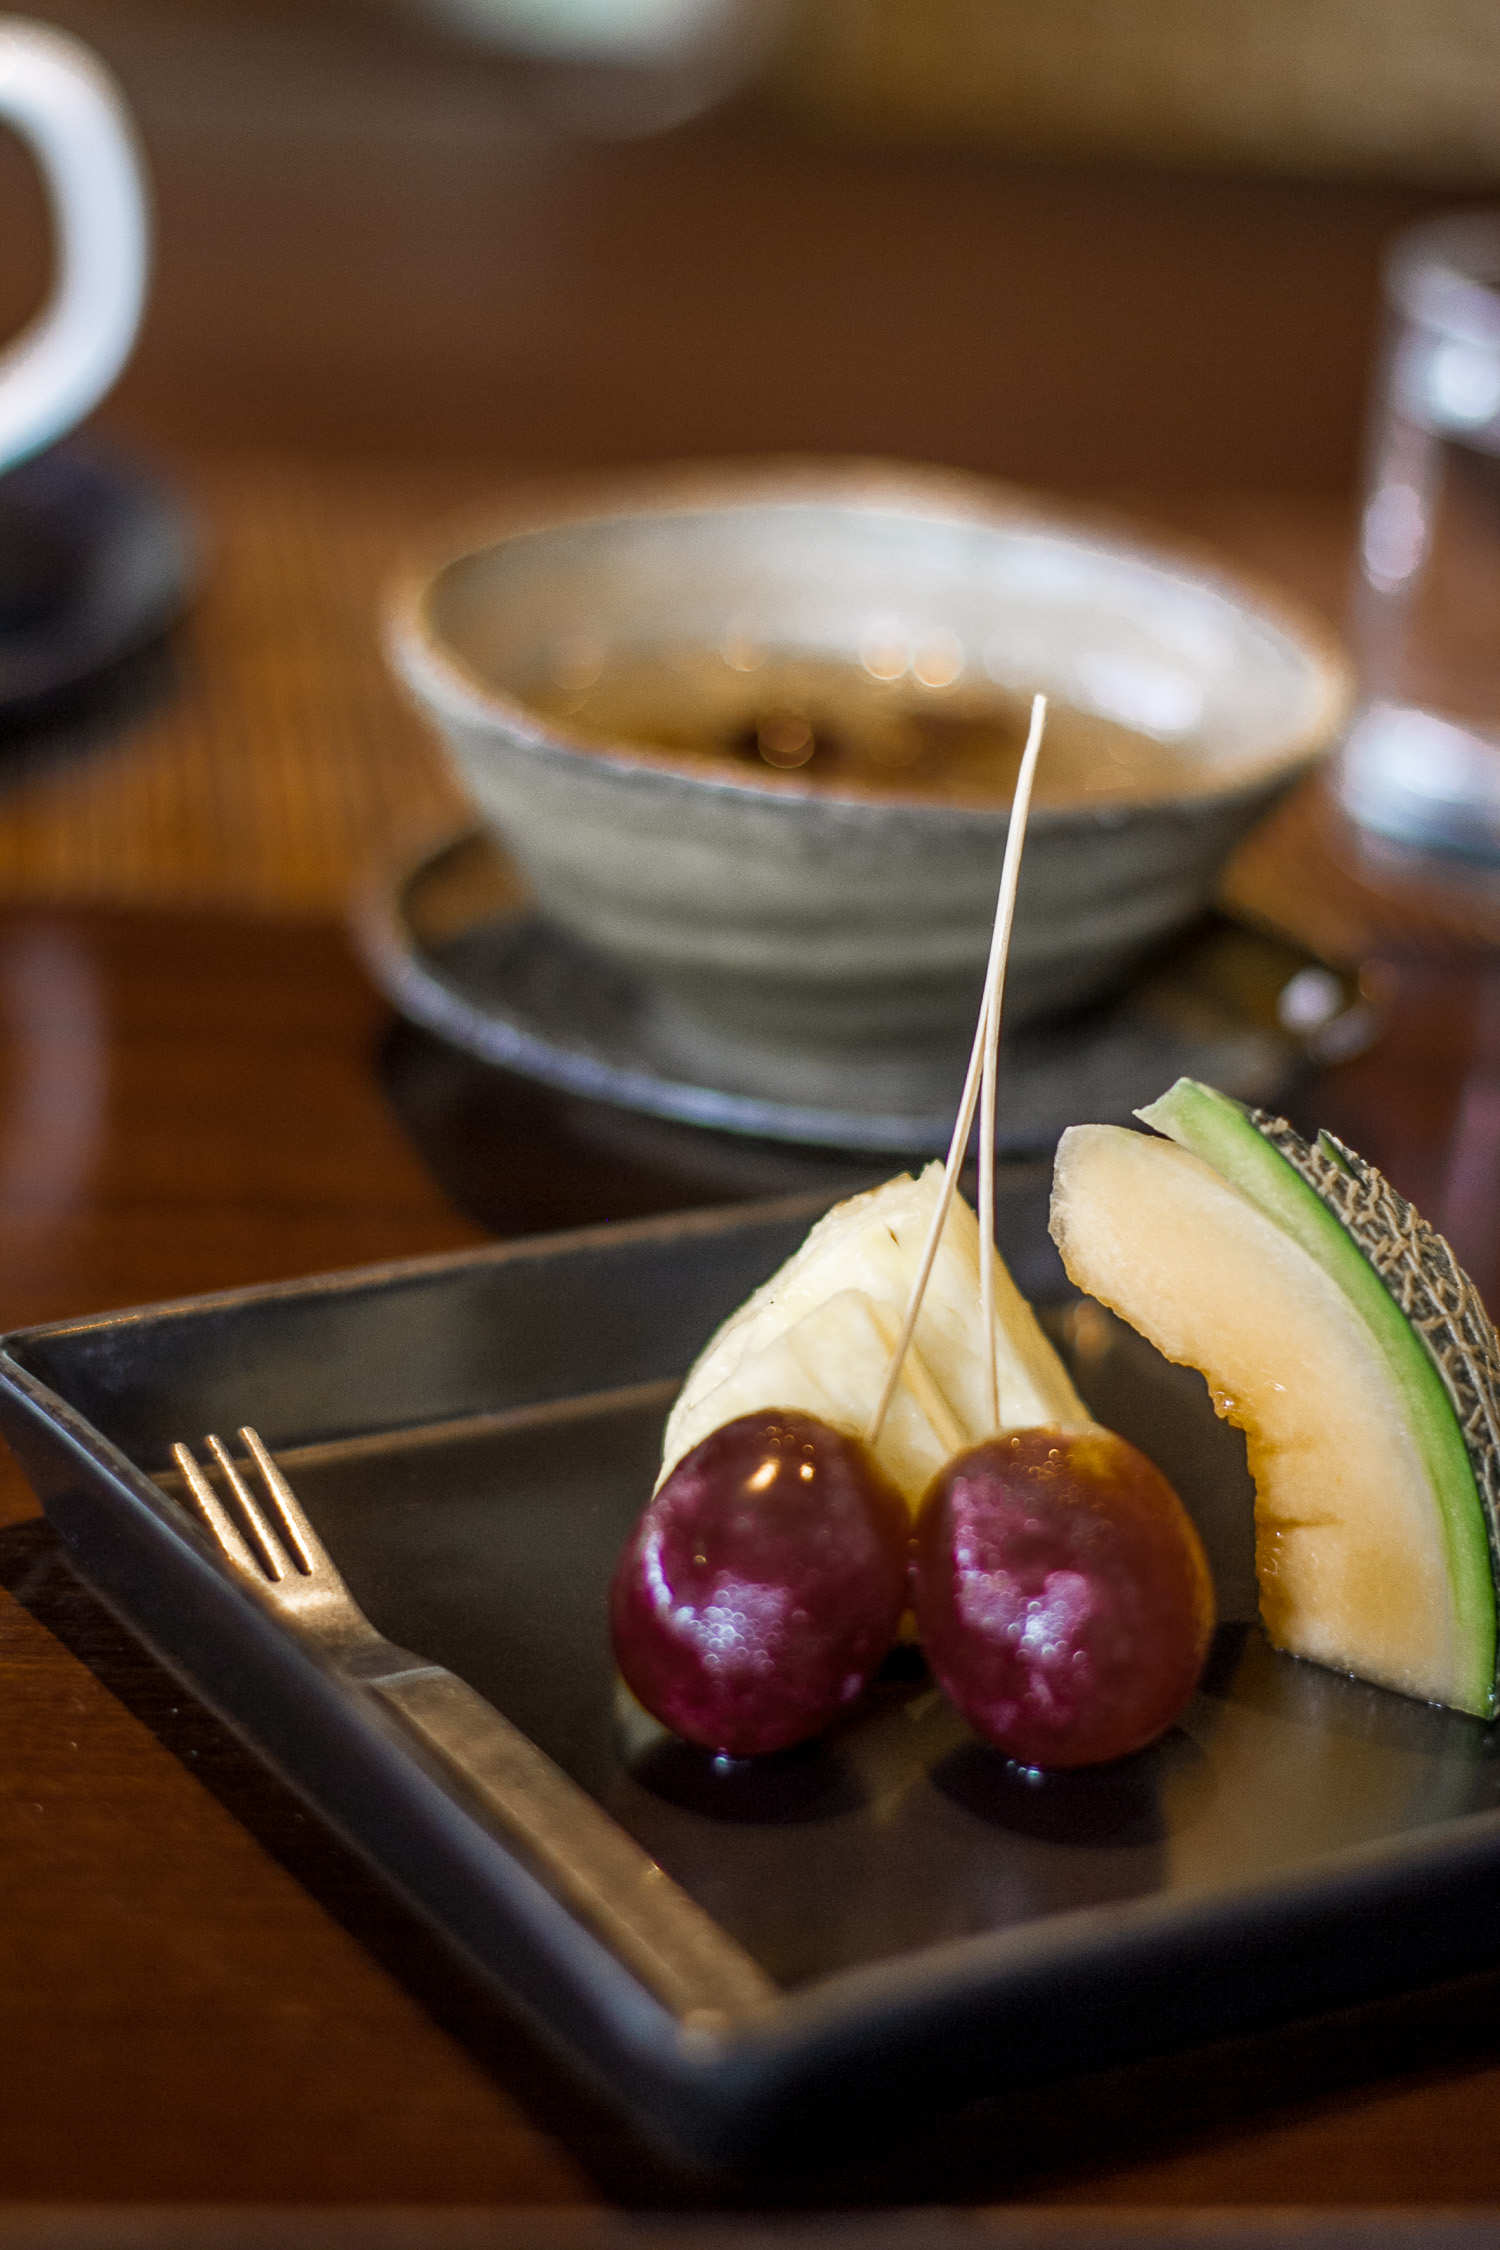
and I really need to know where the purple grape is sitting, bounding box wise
[912,1428,1214,1768]
[611,1410,911,1757]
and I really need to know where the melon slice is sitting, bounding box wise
[661,1164,1092,1512]
[1049,1078,1500,1717]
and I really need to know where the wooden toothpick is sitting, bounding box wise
[978,693,1046,1433]
[865,693,1048,1451]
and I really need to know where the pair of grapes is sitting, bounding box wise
[609,1407,1215,1771]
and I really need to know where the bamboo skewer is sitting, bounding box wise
[864,694,1048,1452]
[979,694,1047,1434]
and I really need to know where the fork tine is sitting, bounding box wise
[206,1433,287,1580]
[172,1441,264,1578]
[239,1426,336,1578]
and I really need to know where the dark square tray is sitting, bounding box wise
[2,1195,1499,2160]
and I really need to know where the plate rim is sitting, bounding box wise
[355,828,1372,1158]
[0,441,198,712]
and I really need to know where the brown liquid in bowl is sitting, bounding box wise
[518,643,1204,805]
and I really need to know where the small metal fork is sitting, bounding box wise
[172,1426,773,2029]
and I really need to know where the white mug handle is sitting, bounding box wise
[0,19,149,474]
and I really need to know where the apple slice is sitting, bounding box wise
[661,1287,964,1511]
[661,1165,1092,1512]
[1049,1078,1500,1717]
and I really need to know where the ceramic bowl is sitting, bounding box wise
[387,460,1349,1060]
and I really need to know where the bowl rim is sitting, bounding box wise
[385,454,1353,822]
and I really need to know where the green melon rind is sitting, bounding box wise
[1253,1104,1500,1694]
[1137,1076,1499,1720]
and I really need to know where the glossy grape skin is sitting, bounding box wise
[610,1410,910,1758]
[912,1428,1214,1769]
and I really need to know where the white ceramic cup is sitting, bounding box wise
[0,18,149,475]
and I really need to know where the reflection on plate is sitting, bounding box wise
[359,829,1385,1156]
[2,1200,1496,2160]
[0,443,196,718]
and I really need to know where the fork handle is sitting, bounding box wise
[365,1663,774,2025]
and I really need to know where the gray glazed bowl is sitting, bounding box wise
[388,461,1349,1059]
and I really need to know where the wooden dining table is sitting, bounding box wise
[5,18,1500,2237]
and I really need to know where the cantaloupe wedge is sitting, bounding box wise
[1050,1078,1500,1717]
[661,1165,1092,1511]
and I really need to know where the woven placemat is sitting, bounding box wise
[0,453,477,919]
[1,463,1478,960]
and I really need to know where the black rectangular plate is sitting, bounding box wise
[3,1194,1500,2161]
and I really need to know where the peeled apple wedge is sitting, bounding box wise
[661,1165,1093,1511]
[1050,1077,1500,1718]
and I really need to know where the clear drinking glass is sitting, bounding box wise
[1342,212,1500,861]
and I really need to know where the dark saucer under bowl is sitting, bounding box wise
[358,827,1387,1158]
[0,442,196,718]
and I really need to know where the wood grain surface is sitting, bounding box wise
[0,5,1441,485]
[0,2209,1497,2249]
